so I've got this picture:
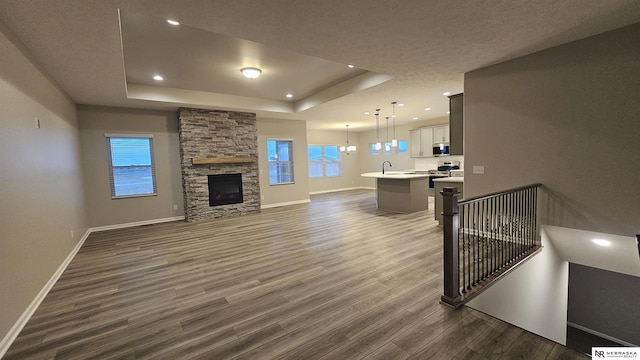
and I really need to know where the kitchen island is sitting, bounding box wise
[361,172,430,213]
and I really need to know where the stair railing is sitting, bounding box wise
[441,183,542,308]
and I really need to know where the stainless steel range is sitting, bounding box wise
[427,161,460,195]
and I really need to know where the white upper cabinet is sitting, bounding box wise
[433,125,449,144]
[409,127,434,157]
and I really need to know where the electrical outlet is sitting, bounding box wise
[473,166,485,175]
[173,204,178,211]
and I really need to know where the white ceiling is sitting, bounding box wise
[0,0,639,131]
[543,225,640,277]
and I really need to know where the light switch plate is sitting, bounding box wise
[473,166,485,174]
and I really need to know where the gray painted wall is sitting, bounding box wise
[257,118,310,206]
[78,106,185,227]
[569,264,640,345]
[307,129,363,193]
[0,25,88,341]
[464,23,640,344]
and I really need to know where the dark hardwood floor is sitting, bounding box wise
[5,190,588,359]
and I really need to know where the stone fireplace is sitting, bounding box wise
[178,108,260,222]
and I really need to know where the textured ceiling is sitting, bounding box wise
[0,0,638,131]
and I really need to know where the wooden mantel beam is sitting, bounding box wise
[192,157,256,165]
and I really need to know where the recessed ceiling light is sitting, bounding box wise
[398,103,405,107]
[592,239,611,247]
[413,117,418,120]
[364,111,370,115]
[425,107,431,111]
[166,19,180,26]
[153,75,164,81]
[286,93,293,98]
[443,91,451,96]
[348,64,355,68]
[240,67,262,79]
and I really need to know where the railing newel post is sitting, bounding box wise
[441,187,462,308]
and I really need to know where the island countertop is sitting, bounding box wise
[432,176,464,183]
[361,171,432,179]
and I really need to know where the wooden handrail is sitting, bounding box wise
[458,183,541,205]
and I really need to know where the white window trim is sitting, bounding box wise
[267,138,295,185]
[105,133,157,199]
[308,144,342,178]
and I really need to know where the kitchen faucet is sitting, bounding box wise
[382,161,392,174]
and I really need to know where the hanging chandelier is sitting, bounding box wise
[339,125,357,154]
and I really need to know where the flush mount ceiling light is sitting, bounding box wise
[240,67,262,79]
[286,93,293,98]
[166,19,180,26]
[592,239,611,247]
[153,74,164,81]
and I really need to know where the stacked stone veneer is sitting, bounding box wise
[178,108,260,222]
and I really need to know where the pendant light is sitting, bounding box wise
[385,116,391,152]
[375,109,382,150]
[339,125,356,155]
[391,101,398,147]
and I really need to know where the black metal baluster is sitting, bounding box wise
[466,203,472,290]
[475,201,479,285]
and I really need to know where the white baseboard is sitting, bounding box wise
[0,228,91,358]
[0,215,186,358]
[261,199,311,209]
[567,322,638,347]
[89,216,185,233]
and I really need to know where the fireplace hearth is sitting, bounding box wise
[208,173,243,206]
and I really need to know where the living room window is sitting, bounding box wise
[267,139,294,184]
[308,145,341,178]
[105,134,157,198]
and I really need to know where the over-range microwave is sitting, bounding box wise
[432,143,450,156]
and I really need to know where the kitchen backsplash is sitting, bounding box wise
[412,155,464,170]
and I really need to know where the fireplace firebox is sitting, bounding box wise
[208,173,243,206]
